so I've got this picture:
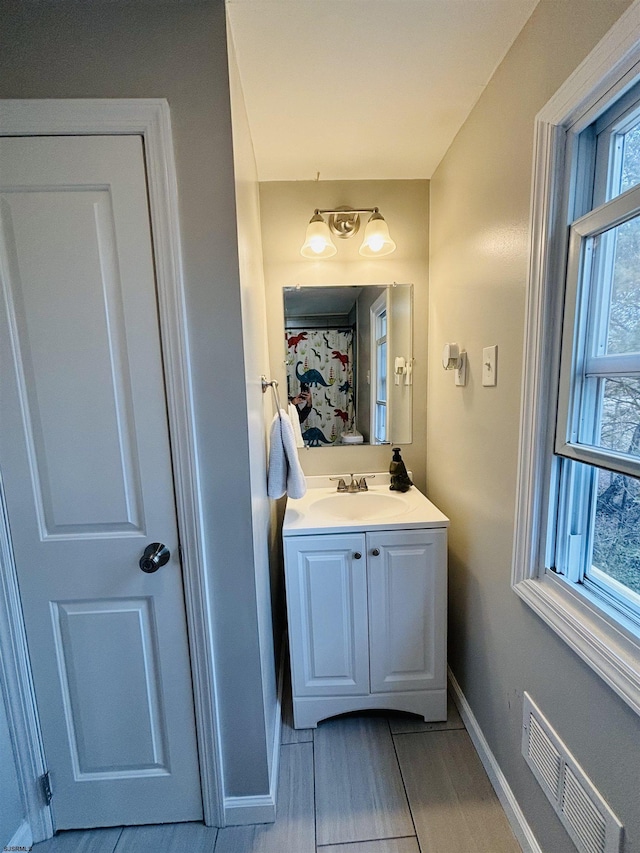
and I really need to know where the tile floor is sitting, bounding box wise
[32,688,521,853]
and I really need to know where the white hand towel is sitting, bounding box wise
[288,402,305,449]
[267,409,307,500]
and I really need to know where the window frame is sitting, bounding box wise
[556,184,640,480]
[594,82,640,203]
[370,291,389,444]
[512,0,640,718]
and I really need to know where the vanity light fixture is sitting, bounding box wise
[300,207,396,259]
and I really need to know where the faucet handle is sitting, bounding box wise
[358,474,376,491]
[329,476,347,492]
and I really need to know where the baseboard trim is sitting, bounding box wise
[6,819,33,851]
[222,641,285,827]
[222,793,276,827]
[268,639,285,811]
[448,667,542,853]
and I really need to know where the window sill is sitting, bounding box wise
[513,572,640,716]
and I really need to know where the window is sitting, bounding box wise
[553,96,640,623]
[371,292,389,444]
[513,3,640,717]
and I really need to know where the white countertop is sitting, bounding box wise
[283,474,449,536]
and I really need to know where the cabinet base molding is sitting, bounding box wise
[293,688,447,729]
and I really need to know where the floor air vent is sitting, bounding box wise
[522,694,623,853]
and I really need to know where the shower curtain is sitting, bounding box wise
[285,328,355,446]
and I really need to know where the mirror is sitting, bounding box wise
[283,284,412,447]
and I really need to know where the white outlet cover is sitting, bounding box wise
[482,345,497,386]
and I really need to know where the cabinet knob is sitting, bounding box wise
[353,552,362,560]
[371,548,380,556]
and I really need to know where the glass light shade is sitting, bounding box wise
[359,212,396,257]
[301,214,337,258]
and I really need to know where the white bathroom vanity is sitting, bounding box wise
[283,476,449,729]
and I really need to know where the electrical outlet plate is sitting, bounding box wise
[482,345,497,386]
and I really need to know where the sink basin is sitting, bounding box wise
[309,491,410,521]
[284,476,450,534]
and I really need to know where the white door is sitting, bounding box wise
[367,529,447,694]
[0,136,202,829]
[284,533,369,696]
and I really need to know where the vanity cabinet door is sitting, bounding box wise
[367,528,447,694]
[284,533,369,696]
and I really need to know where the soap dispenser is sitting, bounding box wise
[389,447,413,492]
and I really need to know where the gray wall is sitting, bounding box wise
[0,674,24,844]
[428,2,640,851]
[226,24,279,784]
[0,0,275,803]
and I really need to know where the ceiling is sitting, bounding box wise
[226,0,539,182]
[284,286,364,319]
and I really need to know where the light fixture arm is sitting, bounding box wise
[314,207,379,216]
[312,207,379,241]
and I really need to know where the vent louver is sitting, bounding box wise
[522,694,623,853]
[528,713,561,797]
[563,766,607,853]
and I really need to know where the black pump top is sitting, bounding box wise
[389,446,413,492]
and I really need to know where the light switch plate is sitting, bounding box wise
[482,345,497,386]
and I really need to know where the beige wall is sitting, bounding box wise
[260,179,429,492]
[428,2,640,851]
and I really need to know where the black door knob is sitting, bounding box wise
[139,543,170,573]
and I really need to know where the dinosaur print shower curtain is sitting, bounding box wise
[285,328,355,445]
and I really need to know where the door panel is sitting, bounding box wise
[52,598,167,777]
[367,529,447,693]
[284,534,368,696]
[0,136,202,828]
[3,187,143,537]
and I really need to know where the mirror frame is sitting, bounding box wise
[283,283,413,448]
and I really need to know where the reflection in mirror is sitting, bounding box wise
[283,284,412,447]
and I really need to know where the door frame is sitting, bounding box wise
[0,99,225,839]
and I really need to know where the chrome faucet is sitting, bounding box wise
[329,474,376,493]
